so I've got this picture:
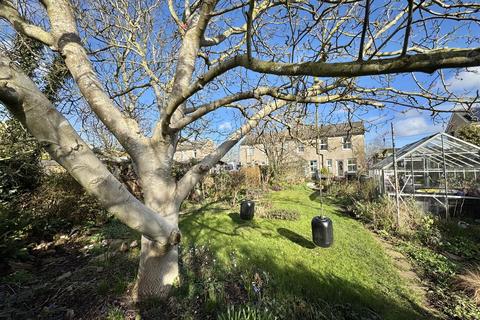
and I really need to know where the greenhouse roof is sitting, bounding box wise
[371,132,480,170]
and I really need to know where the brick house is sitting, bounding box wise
[239,122,366,177]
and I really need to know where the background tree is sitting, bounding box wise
[1,0,480,300]
[457,124,480,146]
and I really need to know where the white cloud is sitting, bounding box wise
[218,121,232,131]
[394,116,441,137]
[446,67,480,91]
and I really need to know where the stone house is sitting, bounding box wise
[173,139,216,163]
[239,122,366,178]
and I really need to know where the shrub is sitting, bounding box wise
[241,166,262,188]
[457,265,480,305]
[0,119,43,201]
[258,208,300,221]
[352,195,430,237]
[202,171,247,205]
[457,124,480,146]
[328,180,378,205]
[1,173,108,255]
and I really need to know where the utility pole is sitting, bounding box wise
[391,123,401,228]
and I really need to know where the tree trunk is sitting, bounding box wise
[134,199,180,300]
[133,151,181,300]
[134,235,179,300]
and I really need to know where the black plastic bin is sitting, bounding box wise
[240,200,255,220]
[311,216,333,247]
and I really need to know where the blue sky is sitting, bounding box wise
[208,64,480,158]
[2,1,479,155]
[195,1,480,153]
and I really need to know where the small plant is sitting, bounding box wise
[218,305,277,320]
[457,265,480,305]
[258,208,300,221]
[105,307,124,320]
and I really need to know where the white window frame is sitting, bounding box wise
[342,136,352,149]
[247,146,254,156]
[319,138,328,150]
[347,158,357,173]
[309,160,318,174]
[326,159,333,173]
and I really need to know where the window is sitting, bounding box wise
[347,158,357,173]
[247,146,254,156]
[297,143,304,153]
[342,136,352,149]
[309,160,318,174]
[326,159,333,173]
[319,138,328,150]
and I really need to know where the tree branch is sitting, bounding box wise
[358,0,370,61]
[246,0,254,61]
[0,2,55,47]
[166,47,480,115]
[200,26,246,47]
[39,0,145,156]
[401,0,414,57]
[0,53,179,245]
[174,81,352,202]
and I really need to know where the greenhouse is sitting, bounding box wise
[371,132,480,218]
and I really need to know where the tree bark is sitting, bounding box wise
[135,235,179,300]
[134,191,180,300]
[133,143,181,300]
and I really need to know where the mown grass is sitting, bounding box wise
[180,185,426,320]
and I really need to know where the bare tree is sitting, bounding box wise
[1,0,480,300]
[251,120,298,183]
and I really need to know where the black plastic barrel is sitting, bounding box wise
[311,216,333,247]
[240,200,255,220]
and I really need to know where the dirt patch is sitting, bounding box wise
[373,235,440,317]
[0,233,139,319]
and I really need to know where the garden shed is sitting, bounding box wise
[371,132,480,218]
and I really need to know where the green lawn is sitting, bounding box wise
[180,185,426,320]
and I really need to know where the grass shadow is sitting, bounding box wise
[228,212,253,225]
[309,190,321,202]
[277,227,315,249]
[181,198,228,217]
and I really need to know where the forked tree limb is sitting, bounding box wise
[164,47,480,117]
[0,53,179,245]
[39,0,146,156]
[0,2,55,47]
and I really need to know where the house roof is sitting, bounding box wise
[241,121,365,146]
[464,108,480,122]
[446,107,480,133]
[371,132,480,170]
[176,139,213,151]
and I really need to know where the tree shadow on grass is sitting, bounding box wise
[181,198,228,217]
[277,227,315,249]
[228,212,253,224]
[309,190,321,202]
[138,238,434,320]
